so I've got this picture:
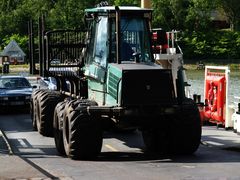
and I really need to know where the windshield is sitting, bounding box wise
[111,16,153,63]
[0,78,31,89]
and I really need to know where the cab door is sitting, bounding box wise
[85,16,109,105]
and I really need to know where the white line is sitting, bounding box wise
[105,144,118,152]
[0,130,13,155]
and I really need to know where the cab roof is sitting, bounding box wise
[85,6,152,14]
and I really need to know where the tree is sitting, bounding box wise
[185,0,216,32]
[151,0,190,30]
[216,0,240,31]
[1,34,28,53]
[114,0,139,6]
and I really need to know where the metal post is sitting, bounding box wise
[28,21,33,74]
[42,15,46,77]
[28,20,36,75]
[38,17,43,76]
[115,6,121,64]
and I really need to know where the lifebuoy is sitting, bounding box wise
[214,77,225,122]
[211,86,217,112]
[204,73,226,124]
[207,81,214,109]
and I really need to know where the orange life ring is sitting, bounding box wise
[204,74,226,124]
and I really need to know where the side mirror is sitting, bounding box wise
[133,52,141,62]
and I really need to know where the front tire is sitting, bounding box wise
[142,98,202,155]
[142,121,171,154]
[172,98,202,154]
[63,100,102,160]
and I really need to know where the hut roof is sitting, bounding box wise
[1,40,26,57]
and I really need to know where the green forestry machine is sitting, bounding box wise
[31,3,201,160]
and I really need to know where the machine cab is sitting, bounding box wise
[84,6,176,107]
[84,6,154,78]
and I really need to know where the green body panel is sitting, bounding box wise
[85,63,106,83]
[88,79,105,105]
[86,63,106,105]
[105,64,122,106]
[87,63,122,106]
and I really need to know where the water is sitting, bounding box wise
[186,69,240,105]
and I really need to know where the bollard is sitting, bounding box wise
[197,95,201,103]
[193,94,197,103]
[238,103,240,114]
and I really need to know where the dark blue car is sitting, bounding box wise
[0,76,34,109]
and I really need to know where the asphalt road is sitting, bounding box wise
[1,112,240,179]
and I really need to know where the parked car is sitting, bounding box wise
[0,76,36,109]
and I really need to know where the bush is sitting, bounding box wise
[182,30,240,60]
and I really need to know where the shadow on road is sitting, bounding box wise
[0,107,30,115]
[1,111,240,164]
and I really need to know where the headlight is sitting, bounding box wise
[3,97,8,100]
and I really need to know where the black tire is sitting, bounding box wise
[63,100,102,160]
[171,98,202,154]
[142,98,202,155]
[30,89,44,131]
[36,90,64,137]
[53,101,67,155]
[142,122,171,154]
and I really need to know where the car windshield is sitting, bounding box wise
[0,77,31,89]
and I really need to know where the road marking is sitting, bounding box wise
[182,165,196,169]
[105,144,118,152]
[17,139,28,148]
[0,130,13,155]
[204,141,224,146]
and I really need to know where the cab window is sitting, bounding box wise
[86,16,108,68]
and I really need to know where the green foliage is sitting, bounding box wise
[114,0,139,6]
[1,34,28,54]
[216,0,240,31]
[0,0,239,61]
[151,0,215,31]
[185,0,215,31]
[182,31,240,59]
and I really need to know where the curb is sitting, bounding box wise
[0,129,13,155]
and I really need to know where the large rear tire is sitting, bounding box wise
[142,121,171,154]
[63,100,102,160]
[53,101,66,155]
[36,90,64,137]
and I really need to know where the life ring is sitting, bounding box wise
[204,74,226,124]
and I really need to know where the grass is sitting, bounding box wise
[0,63,239,75]
[184,63,240,71]
[0,64,30,75]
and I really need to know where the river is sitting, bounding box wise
[186,69,240,105]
